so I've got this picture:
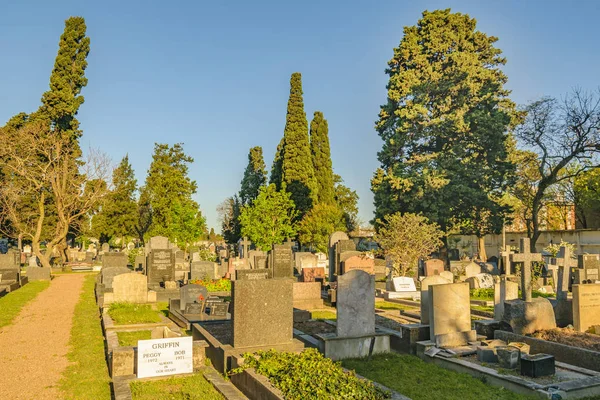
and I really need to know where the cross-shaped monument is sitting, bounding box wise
[500,245,514,276]
[510,238,542,302]
[240,237,251,260]
[554,246,577,301]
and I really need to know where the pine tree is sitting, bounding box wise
[269,138,284,190]
[281,72,317,217]
[239,146,267,205]
[310,111,335,205]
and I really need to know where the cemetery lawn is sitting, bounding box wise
[60,274,111,399]
[311,310,337,320]
[117,330,152,346]
[343,353,536,400]
[0,280,50,328]
[471,305,494,313]
[375,301,412,311]
[108,302,162,325]
[130,370,223,400]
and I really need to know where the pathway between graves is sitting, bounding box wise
[0,273,85,400]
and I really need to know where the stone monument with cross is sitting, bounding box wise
[510,238,542,302]
[553,245,577,326]
[500,245,514,276]
[239,237,251,260]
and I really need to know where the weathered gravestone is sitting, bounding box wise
[298,254,318,271]
[0,253,18,268]
[236,269,272,280]
[180,284,208,313]
[26,266,51,281]
[148,236,169,250]
[420,275,452,324]
[555,246,577,326]
[500,245,514,276]
[232,278,294,348]
[294,252,312,270]
[335,240,357,276]
[134,255,146,272]
[337,269,375,338]
[301,267,325,283]
[271,244,293,278]
[147,249,175,285]
[101,243,110,253]
[494,277,519,320]
[102,253,128,269]
[510,238,542,302]
[572,284,600,332]
[465,262,482,278]
[110,273,149,304]
[341,254,375,275]
[293,282,324,309]
[439,270,454,282]
[577,254,600,284]
[429,282,476,347]
[102,266,131,289]
[328,231,349,280]
[465,273,494,290]
[424,259,444,276]
[254,255,267,269]
[190,261,218,281]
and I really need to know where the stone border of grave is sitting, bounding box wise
[414,341,600,398]
[494,330,600,373]
[101,308,174,333]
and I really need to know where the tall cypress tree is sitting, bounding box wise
[270,137,284,190]
[239,146,267,205]
[281,72,316,217]
[310,111,335,205]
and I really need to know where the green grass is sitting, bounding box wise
[117,330,152,346]
[108,302,162,325]
[470,288,494,301]
[0,280,50,328]
[375,301,412,311]
[60,274,111,399]
[471,305,494,313]
[157,301,169,317]
[343,353,536,400]
[130,370,223,400]
[311,310,337,320]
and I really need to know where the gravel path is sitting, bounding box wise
[0,274,86,400]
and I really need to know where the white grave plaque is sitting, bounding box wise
[137,336,193,378]
[392,277,416,292]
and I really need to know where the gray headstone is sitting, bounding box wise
[420,275,452,324]
[336,270,375,338]
[149,236,169,250]
[236,269,272,280]
[101,243,110,253]
[112,273,148,303]
[271,245,293,278]
[190,261,218,280]
[102,267,132,289]
[180,284,208,312]
[102,253,128,269]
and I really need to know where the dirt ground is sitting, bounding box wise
[0,274,85,400]
[531,328,600,352]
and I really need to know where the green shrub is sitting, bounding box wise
[230,348,389,400]
[188,278,231,292]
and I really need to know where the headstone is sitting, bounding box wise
[465,273,495,290]
[428,282,476,347]
[255,255,267,269]
[236,269,272,280]
[294,252,312,269]
[293,281,324,310]
[190,261,217,281]
[101,243,110,253]
[336,270,375,338]
[500,246,514,276]
[240,237,251,259]
[28,256,38,268]
[420,275,451,324]
[555,246,577,301]
[26,266,51,281]
[137,337,193,378]
[301,267,325,283]
[147,249,175,285]
[0,253,18,268]
[298,254,318,271]
[464,262,482,278]
[149,236,169,250]
[392,277,416,292]
[328,231,349,280]
[341,254,375,275]
[134,255,146,272]
[112,273,148,303]
[335,241,357,275]
[180,284,208,312]
[494,277,519,320]
[424,259,444,276]
[439,270,454,282]
[510,238,542,302]
[572,284,600,332]
[577,254,600,284]
[102,267,131,289]
[102,253,128,269]
[448,248,460,261]
[271,245,293,278]
[232,278,294,348]
[23,245,32,255]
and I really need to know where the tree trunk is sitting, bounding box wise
[440,236,449,270]
[531,199,542,252]
[478,236,487,262]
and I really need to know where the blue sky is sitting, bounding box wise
[1,0,599,232]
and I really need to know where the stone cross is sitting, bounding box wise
[241,237,251,259]
[554,246,577,301]
[510,238,542,302]
[500,245,514,276]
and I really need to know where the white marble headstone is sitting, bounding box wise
[392,277,416,292]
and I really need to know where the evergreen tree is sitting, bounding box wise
[334,174,359,232]
[372,10,518,252]
[297,203,345,253]
[142,143,206,246]
[281,72,317,217]
[270,137,284,190]
[92,155,138,242]
[239,146,267,205]
[218,195,242,246]
[310,111,335,205]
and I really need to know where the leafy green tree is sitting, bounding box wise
[92,155,138,243]
[310,111,335,205]
[218,195,242,246]
[298,203,345,253]
[281,72,317,217]
[239,184,297,251]
[375,212,443,277]
[334,174,359,232]
[371,9,518,258]
[142,143,206,246]
[239,146,267,205]
[574,167,600,228]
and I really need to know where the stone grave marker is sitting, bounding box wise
[439,270,454,282]
[328,231,349,280]
[572,284,600,332]
[577,254,600,284]
[510,238,542,302]
[240,237,251,259]
[255,255,267,269]
[149,236,169,250]
[298,254,318,271]
[392,276,416,292]
[336,270,375,338]
[293,281,324,309]
[236,269,272,280]
[424,259,444,276]
[301,267,325,282]
[429,282,476,347]
[180,284,208,312]
[465,262,482,278]
[134,255,146,272]
[102,253,128,269]
[190,261,218,280]
[232,278,294,348]
[465,273,494,290]
[112,273,148,303]
[102,267,131,289]
[334,240,357,276]
[494,277,519,320]
[147,249,175,285]
[341,254,375,275]
[420,275,451,324]
[555,246,577,301]
[137,337,193,378]
[271,244,293,278]
[500,245,514,275]
[101,243,110,253]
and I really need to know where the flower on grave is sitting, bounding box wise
[198,294,205,301]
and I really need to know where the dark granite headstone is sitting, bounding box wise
[271,245,293,278]
[520,354,555,377]
[255,255,267,269]
[147,249,175,284]
[180,284,208,312]
[236,269,272,280]
[335,240,357,275]
[210,302,229,317]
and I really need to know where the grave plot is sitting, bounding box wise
[168,283,231,330]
